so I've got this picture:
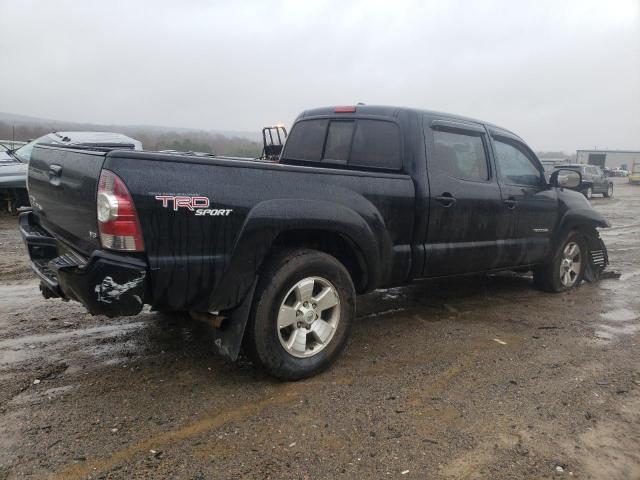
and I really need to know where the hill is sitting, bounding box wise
[0,112,263,157]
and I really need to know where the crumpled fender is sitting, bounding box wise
[557,208,610,232]
[555,208,610,282]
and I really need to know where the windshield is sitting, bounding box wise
[12,136,48,163]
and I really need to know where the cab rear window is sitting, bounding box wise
[280,119,328,162]
[282,118,401,171]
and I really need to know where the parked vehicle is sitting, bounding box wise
[1,144,29,213]
[20,105,610,379]
[629,163,640,185]
[553,164,614,199]
[612,167,629,177]
[1,132,142,213]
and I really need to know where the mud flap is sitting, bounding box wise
[211,280,257,361]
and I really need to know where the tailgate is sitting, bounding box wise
[29,145,106,255]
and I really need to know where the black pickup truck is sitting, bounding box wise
[20,105,609,379]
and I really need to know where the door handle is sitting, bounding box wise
[49,164,63,177]
[435,193,456,207]
[503,197,517,209]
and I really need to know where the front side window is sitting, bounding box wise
[432,130,489,181]
[493,139,541,186]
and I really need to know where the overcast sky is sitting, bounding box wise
[1,0,638,151]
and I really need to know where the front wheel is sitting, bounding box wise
[603,184,614,198]
[243,249,355,380]
[533,231,586,292]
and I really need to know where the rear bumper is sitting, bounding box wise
[19,212,147,317]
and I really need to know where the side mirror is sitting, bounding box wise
[550,169,581,189]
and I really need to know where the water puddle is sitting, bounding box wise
[600,309,639,322]
[594,323,640,340]
[0,321,148,366]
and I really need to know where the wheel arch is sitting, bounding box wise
[208,198,386,312]
[549,209,610,267]
[268,228,369,293]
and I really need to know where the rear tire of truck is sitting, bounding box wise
[533,231,587,293]
[243,249,355,380]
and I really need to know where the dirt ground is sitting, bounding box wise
[0,178,639,479]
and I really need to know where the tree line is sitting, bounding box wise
[0,120,262,157]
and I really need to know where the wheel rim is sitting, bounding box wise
[608,185,613,196]
[587,188,592,199]
[559,241,581,288]
[276,276,340,358]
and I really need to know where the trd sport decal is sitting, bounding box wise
[154,195,232,216]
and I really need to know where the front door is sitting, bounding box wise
[491,134,558,265]
[422,120,512,277]
[592,166,607,192]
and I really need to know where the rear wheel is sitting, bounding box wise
[244,249,355,380]
[603,184,613,198]
[534,231,586,292]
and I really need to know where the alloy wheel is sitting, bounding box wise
[559,242,581,288]
[276,276,341,358]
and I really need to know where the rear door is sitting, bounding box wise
[490,132,557,265]
[28,145,106,254]
[422,119,512,276]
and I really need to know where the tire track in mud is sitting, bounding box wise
[54,382,306,479]
[53,345,479,479]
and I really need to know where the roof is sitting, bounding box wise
[298,105,522,140]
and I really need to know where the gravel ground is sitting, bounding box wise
[0,178,639,479]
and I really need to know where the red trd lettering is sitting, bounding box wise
[191,196,210,208]
[174,196,194,211]
[155,195,211,211]
[154,195,172,208]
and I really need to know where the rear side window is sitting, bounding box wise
[282,118,401,170]
[350,120,401,170]
[281,119,328,161]
[432,130,489,181]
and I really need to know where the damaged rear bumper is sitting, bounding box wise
[19,212,147,317]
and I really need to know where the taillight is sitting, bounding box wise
[97,169,145,252]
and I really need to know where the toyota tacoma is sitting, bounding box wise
[20,105,609,379]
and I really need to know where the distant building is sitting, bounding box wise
[576,149,640,170]
[539,157,571,172]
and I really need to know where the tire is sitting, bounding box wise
[584,186,593,199]
[533,231,587,293]
[243,249,355,380]
[603,184,613,198]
